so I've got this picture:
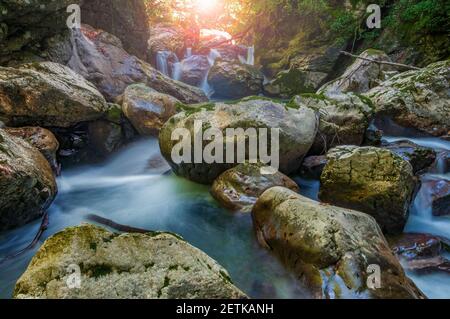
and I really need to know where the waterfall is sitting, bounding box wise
[185,48,192,58]
[246,45,255,65]
[156,51,176,76]
[238,46,255,65]
[200,49,222,97]
[172,62,182,81]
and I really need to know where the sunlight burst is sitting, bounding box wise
[195,0,218,13]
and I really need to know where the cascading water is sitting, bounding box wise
[156,51,179,77]
[0,139,309,299]
[200,49,222,97]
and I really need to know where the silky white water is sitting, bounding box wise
[0,138,308,299]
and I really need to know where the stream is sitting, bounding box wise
[1,132,449,299]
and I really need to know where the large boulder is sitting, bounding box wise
[208,60,264,99]
[319,49,396,95]
[211,162,299,212]
[319,146,416,234]
[291,93,374,155]
[365,60,450,137]
[0,0,80,65]
[4,127,60,174]
[14,224,247,299]
[252,187,424,299]
[263,44,343,98]
[0,129,57,231]
[122,84,179,136]
[159,98,319,184]
[0,61,109,127]
[81,0,150,59]
[68,25,207,104]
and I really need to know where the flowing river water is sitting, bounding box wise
[0,131,449,299]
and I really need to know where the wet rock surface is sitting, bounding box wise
[0,61,109,127]
[14,224,247,299]
[0,128,57,231]
[211,162,299,212]
[319,146,416,234]
[159,98,319,184]
[252,187,425,299]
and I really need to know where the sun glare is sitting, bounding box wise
[195,0,218,13]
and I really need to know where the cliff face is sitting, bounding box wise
[81,0,150,59]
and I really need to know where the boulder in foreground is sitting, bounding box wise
[252,187,425,299]
[14,224,247,299]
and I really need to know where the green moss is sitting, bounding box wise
[89,242,97,251]
[219,270,233,284]
[168,265,179,271]
[175,101,215,116]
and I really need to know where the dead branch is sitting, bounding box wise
[340,51,421,70]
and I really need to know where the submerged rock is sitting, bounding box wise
[299,155,327,179]
[319,146,416,234]
[4,127,60,174]
[68,25,207,104]
[14,224,247,299]
[365,60,450,137]
[122,84,179,136]
[382,140,436,174]
[208,60,264,99]
[0,62,108,127]
[252,187,425,299]
[211,162,299,212]
[0,129,57,231]
[319,49,395,95]
[392,233,450,274]
[292,93,374,155]
[421,177,450,217]
[87,120,124,158]
[159,98,319,184]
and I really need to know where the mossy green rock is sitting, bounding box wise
[292,93,374,154]
[319,49,396,95]
[252,187,425,299]
[14,224,247,299]
[122,84,179,136]
[0,62,108,127]
[159,98,319,184]
[365,60,450,136]
[208,60,264,99]
[0,128,57,231]
[319,146,416,234]
[211,162,299,212]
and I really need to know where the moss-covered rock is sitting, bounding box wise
[159,98,319,184]
[0,128,57,231]
[252,187,425,299]
[0,61,109,127]
[263,44,343,98]
[122,84,179,136]
[211,162,299,212]
[208,60,263,99]
[4,127,60,174]
[14,224,247,299]
[365,60,450,137]
[319,146,416,234]
[319,49,396,95]
[292,92,374,155]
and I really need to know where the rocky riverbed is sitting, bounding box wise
[0,0,449,300]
